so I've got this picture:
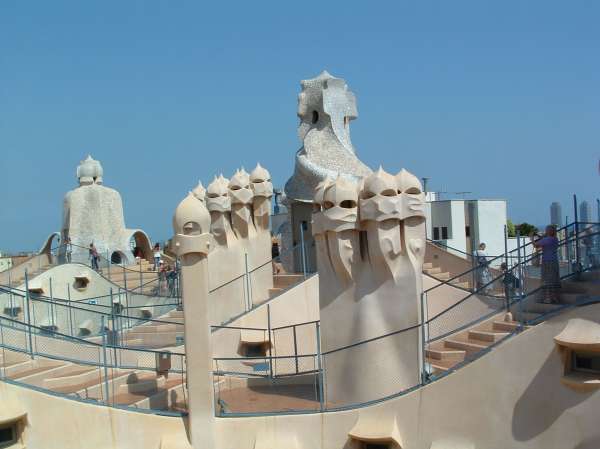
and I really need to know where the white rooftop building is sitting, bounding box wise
[425,197,508,263]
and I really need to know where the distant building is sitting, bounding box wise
[0,252,12,273]
[426,198,507,264]
[550,202,562,227]
[580,200,591,223]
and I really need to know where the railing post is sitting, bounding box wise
[244,253,252,311]
[110,288,118,367]
[8,270,13,316]
[316,321,325,411]
[24,270,34,359]
[0,317,5,379]
[574,194,581,273]
[504,224,509,312]
[565,222,572,276]
[300,223,307,278]
[516,231,524,326]
[67,283,74,337]
[123,287,131,332]
[420,291,428,384]
[267,304,273,379]
[101,316,111,406]
[49,277,55,329]
[292,324,299,375]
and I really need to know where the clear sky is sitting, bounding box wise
[0,1,598,252]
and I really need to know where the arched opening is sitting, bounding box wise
[129,231,153,262]
[110,251,124,264]
[39,232,61,258]
[311,110,319,124]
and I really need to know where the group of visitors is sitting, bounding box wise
[158,262,179,296]
[474,225,561,304]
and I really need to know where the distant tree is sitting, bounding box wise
[516,222,538,236]
[506,219,516,238]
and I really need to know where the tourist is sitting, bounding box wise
[533,225,560,304]
[475,243,492,293]
[153,243,161,271]
[65,237,72,263]
[271,236,282,275]
[159,261,168,293]
[500,262,520,300]
[89,243,99,270]
[167,265,177,297]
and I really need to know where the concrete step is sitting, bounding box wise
[492,320,520,332]
[468,330,509,343]
[7,362,64,380]
[451,281,471,289]
[132,381,186,411]
[51,370,131,397]
[513,311,540,323]
[436,272,451,281]
[17,363,94,385]
[116,376,184,408]
[424,267,442,275]
[444,338,489,354]
[106,273,159,282]
[425,348,466,361]
[269,288,284,297]
[43,367,102,389]
[123,332,180,346]
[129,324,177,334]
[0,351,30,366]
[423,263,434,270]
[168,310,184,319]
[425,357,457,372]
[273,274,304,289]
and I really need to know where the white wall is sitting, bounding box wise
[0,257,12,273]
[472,200,507,265]
[430,200,468,254]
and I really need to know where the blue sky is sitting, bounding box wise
[0,1,598,252]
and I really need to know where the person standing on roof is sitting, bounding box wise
[153,243,161,271]
[65,237,72,263]
[475,242,492,294]
[533,225,561,304]
[89,243,99,270]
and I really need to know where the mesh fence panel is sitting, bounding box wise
[0,318,29,353]
[214,355,320,415]
[321,326,420,410]
[426,292,504,342]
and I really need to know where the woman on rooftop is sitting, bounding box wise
[533,225,561,304]
[475,242,492,294]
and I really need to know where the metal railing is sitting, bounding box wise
[0,312,187,416]
[211,220,600,416]
[1,220,598,417]
[209,241,317,326]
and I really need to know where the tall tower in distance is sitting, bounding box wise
[580,200,591,223]
[550,202,562,227]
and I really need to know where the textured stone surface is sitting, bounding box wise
[60,156,152,264]
[313,167,426,405]
[281,72,373,272]
[284,71,372,203]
